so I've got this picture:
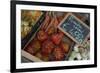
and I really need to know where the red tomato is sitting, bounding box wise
[53,47,65,61]
[41,40,54,56]
[25,39,41,55]
[51,32,64,45]
[37,30,48,42]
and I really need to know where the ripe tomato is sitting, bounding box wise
[37,30,48,42]
[53,47,65,61]
[25,45,34,55]
[25,39,41,55]
[51,32,64,45]
[60,42,69,53]
[41,40,54,56]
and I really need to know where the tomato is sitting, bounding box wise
[41,40,54,56]
[41,54,49,61]
[25,46,34,55]
[53,47,65,61]
[35,52,42,59]
[25,39,41,55]
[47,26,55,35]
[37,30,48,42]
[31,39,41,51]
[60,42,69,53]
[51,32,64,45]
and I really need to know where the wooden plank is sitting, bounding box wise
[21,50,43,62]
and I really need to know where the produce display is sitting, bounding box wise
[21,10,90,62]
[69,37,90,60]
[21,10,43,39]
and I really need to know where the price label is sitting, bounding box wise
[58,13,90,44]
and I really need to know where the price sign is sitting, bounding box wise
[58,13,90,44]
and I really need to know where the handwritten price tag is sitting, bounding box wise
[58,13,90,45]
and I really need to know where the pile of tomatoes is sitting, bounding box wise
[24,12,70,61]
